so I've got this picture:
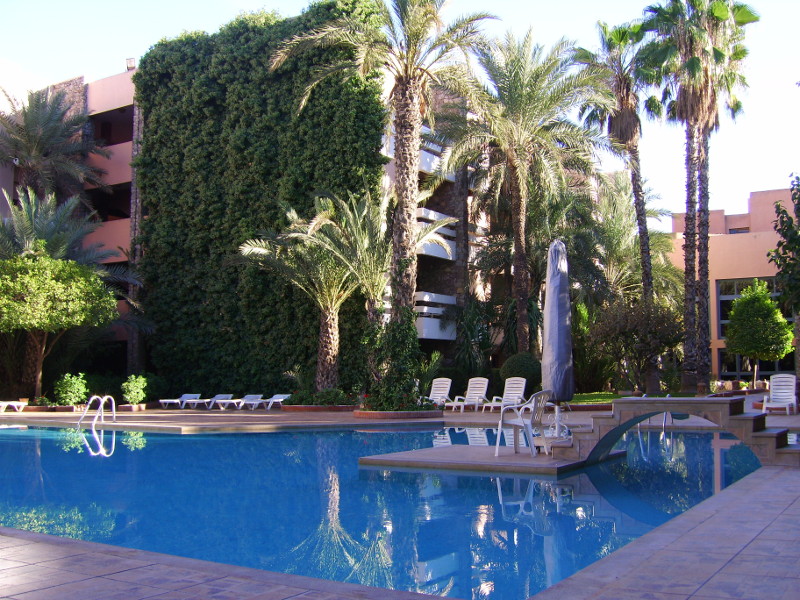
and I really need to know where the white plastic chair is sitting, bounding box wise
[0,400,28,412]
[421,378,452,408]
[494,389,554,457]
[159,393,200,409]
[763,374,797,415]
[215,394,259,410]
[445,377,489,412]
[482,377,527,412]
[243,394,290,410]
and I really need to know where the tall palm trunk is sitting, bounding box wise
[681,123,700,392]
[696,131,712,392]
[315,310,340,392]
[628,143,653,300]
[509,164,530,353]
[629,143,660,393]
[390,79,423,319]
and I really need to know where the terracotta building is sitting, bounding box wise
[670,188,796,380]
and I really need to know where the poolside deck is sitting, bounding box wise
[1,398,799,599]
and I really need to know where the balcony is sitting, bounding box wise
[416,208,456,261]
[86,141,133,187]
[82,218,130,261]
[87,70,135,114]
[381,126,455,181]
[414,291,456,341]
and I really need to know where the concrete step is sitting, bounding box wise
[750,427,789,448]
[729,412,767,432]
[773,443,800,467]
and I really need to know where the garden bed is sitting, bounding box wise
[354,409,443,420]
[118,402,160,412]
[282,405,357,412]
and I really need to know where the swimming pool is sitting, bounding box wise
[0,426,759,599]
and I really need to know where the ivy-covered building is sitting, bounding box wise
[12,2,481,393]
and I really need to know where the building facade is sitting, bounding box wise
[670,189,796,380]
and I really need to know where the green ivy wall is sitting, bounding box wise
[134,1,385,394]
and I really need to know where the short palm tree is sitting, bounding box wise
[435,31,612,352]
[643,0,758,390]
[240,219,359,392]
[270,0,491,320]
[577,21,656,301]
[290,191,457,325]
[0,89,109,201]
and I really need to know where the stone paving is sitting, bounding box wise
[0,399,798,599]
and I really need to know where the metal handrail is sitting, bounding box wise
[76,395,117,457]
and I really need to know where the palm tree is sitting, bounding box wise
[240,218,359,392]
[435,31,612,352]
[290,191,457,325]
[594,173,683,308]
[0,88,109,201]
[577,21,656,301]
[269,0,491,320]
[643,0,758,391]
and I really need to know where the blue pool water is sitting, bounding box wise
[0,426,759,599]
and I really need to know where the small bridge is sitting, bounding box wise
[559,396,800,467]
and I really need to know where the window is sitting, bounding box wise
[728,227,750,234]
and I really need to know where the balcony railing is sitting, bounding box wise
[414,291,456,341]
[416,207,456,261]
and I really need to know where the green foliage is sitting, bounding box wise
[366,308,424,411]
[84,373,124,398]
[121,374,147,405]
[437,366,468,398]
[284,388,357,405]
[769,175,800,314]
[0,255,117,334]
[590,299,683,392]
[134,1,385,395]
[416,351,443,398]
[725,280,793,380]
[572,301,615,393]
[52,372,88,406]
[499,352,542,394]
[122,431,147,451]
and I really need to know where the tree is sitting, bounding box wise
[725,280,793,385]
[0,254,118,398]
[0,88,109,201]
[239,221,359,392]
[590,299,683,392]
[643,0,759,391]
[270,0,491,319]
[289,191,456,325]
[0,188,141,396]
[768,175,800,376]
[435,31,612,352]
[577,21,655,300]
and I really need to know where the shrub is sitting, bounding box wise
[121,375,147,405]
[500,353,542,395]
[312,388,348,406]
[143,373,169,402]
[85,374,124,399]
[53,373,89,406]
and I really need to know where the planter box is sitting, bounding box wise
[54,405,82,412]
[282,405,356,412]
[19,405,52,412]
[118,402,160,412]
[354,409,443,419]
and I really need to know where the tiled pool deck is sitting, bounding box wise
[1,401,799,600]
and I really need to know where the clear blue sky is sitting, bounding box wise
[1,0,797,227]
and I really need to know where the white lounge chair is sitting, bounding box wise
[243,393,290,410]
[445,377,488,412]
[184,394,233,409]
[0,400,27,412]
[159,393,200,409]
[215,394,258,410]
[495,389,555,457]
[482,377,527,412]
[421,378,452,408]
[763,374,797,415]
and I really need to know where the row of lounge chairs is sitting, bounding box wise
[159,393,290,410]
[421,376,533,412]
[0,400,27,413]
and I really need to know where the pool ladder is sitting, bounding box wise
[76,395,116,457]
